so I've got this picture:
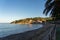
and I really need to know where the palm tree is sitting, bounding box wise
[43,0,60,21]
[43,0,60,40]
[43,0,60,30]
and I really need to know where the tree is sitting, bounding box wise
[43,0,60,21]
[43,1,60,39]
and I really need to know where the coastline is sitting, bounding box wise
[0,24,53,40]
[0,27,42,40]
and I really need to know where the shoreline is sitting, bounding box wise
[0,28,42,40]
[0,24,53,40]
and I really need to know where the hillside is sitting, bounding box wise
[11,17,52,24]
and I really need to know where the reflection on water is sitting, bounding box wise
[0,23,43,38]
[28,24,32,27]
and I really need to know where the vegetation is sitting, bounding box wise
[11,17,52,24]
[43,0,60,20]
[43,0,60,40]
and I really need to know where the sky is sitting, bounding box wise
[0,0,49,23]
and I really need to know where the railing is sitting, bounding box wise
[0,24,56,40]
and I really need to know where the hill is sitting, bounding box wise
[11,17,52,24]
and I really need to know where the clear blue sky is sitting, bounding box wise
[0,0,49,23]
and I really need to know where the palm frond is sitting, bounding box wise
[43,1,54,15]
[45,0,52,7]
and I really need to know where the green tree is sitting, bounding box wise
[43,0,60,20]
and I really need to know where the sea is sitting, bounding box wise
[0,23,43,38]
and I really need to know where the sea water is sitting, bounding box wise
[0,23,43,38]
